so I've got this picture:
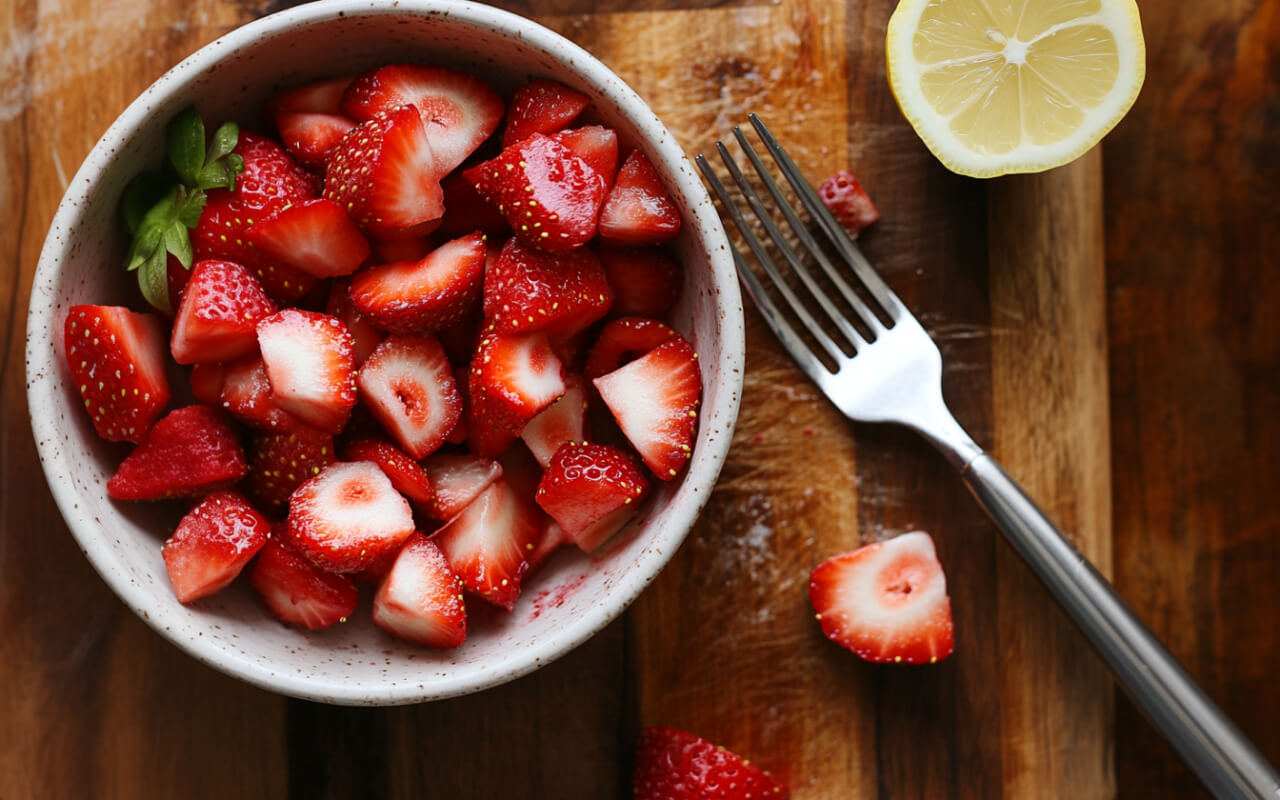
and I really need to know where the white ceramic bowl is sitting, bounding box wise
[26,0,743,705]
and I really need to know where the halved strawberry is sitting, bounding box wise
[219,355,307,432]
[594,336,701,479]
[107,406,247,500]
[372,533,466,648]
[483,238,612,337]
[64,305,170,443]
[437,172,509,237]
[356,335,461,459]
[326,280,385,366]
[583,317,679,381]
[535,442,649,552]
[170,260,277,365]
[550,125,618,189]
[349,232,487,334]
[433,478,540,610]
[809,531,954,664]
[421,453,503,522]
[818,169,879,237]
[343,439,434,506]
[468,332,566,457]
[501,79,589,146]
[599,247,682,318]
[276,112,357,172]
[340,64,503,174]
[521,373,587,467]
[286,460,415,573]
[256,310,357,434]
[250,537,359,631]
[161,491,270,603]
[634,727,789,800]
[598,150,681,246]
[324,105,444,238]
[245,198,370,278]
[244,427,336,509]
[463,134,605,253]
[189,362,227,406]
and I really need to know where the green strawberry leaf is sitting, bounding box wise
[167,106,206,186]
[207,121,239,164]
[163,219,193,269]
[122,171,168,235]
[138,245,172,312]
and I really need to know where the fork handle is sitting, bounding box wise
[960,453,1280,800]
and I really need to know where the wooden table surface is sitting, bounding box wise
[1,0,1277,797]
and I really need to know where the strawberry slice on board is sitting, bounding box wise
[463,133,606,253]
[349,231,487,334]
[107,406,248,501]
[325,279,385,367]
[482,238,612,337]
[535,442,649,552]
[340,64,504,175]
[598,150,682,246]
[246,198,371,279]
[421,453,503,522]
[549,125,619,190]
[594,336,701,479]
[598,247,683,318]
[372,533,467,648]
[161,490,270,604]
[250,536,359,631]
[243,427,337,510]
[521,373,587,467]
[433,478,541,611]
[356,335,461,460]
[219,355,310,433]
[809,531,955,664]
[437,171,509,238]
[169,260,277,365]
[633,726,789,800]
[583,316,680,381]
[342,438,435,506]
[467,331,566,458]
[64,305,170,443]
[501,79,590,147]
[285,460,416,573]
[256,309,357,435]
[818,169,879,237]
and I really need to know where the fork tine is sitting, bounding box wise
[747,113,908,321]
[694,154,847,366]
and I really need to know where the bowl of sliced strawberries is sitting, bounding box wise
[26,0,743,704]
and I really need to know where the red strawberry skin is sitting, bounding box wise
[170,260,277,365]
[218,355,310,433]
[599,247,682,318]
[244,427,337,509]
[245,198,371,279]
[583,316,679,381]
[535,442,649,552]
[161,491,270,603]
[256,309,357,435]
[107,406,248,501]
[437,172,509,238]
[356,335,461,460]
[633,727,789,800]
[250,537,359,631]
[286,461,415,573]
[343,439,434,506]
[467,331,566,457]
[483,238,612,337]
[550,125,618,190]
[598,150,682,246]
[502,79,589,146]
[189,362,227,406]
[326,280,385,366]
[276,113,356,172]
[64,305,170,443]
[349,231,487,334]
[372,533,467,648]
[818,169,879,236]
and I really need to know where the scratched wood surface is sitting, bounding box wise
[0,0,1274,798]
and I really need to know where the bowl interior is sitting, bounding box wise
[26,0,742,705]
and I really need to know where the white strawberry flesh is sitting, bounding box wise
[257,309,356,434]
[286,461,415,574]
[372,533,467,649]
[433,478,541,611]
[356,335,461,459]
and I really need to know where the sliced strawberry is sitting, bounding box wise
[245,198,370,279]
[64,305,170,443]
[107,406,247,500]
[535,442,649,552]
[161,490,269,603]
[525,520,569,574]
[421,453,503,522]
[349,232,487,334]
[497,441,544,500]
[438,302,483,365]
[325,280,385,366]
[594,336,701,479]
[250,537,358,631]
[548,329,591,371]
[276,112,357,172]
[286,460,415,573]
[521,373,587,467]
[437,171,509,238]
[372,533,466,648]
[599,247,682,318]
[340,64,503,174]
[550,125,618,189]
[463,134,605,253]
[219,355,308,432]
[445,364,471,445]
[502,79,589,146]
[268,77,353,116]
[256,310,356,434]
[343,438,434,506]
[583,317,679,381]
[189,362,227,406]
[483,238,612,337]
[356,335,461,459]
[433,478,540,610]
[598,150,681,246]
[634,727,789,800]
[244,427,337,509]
[170,260,277,365]
[467,332,565,457]
[324,105,444,238]
[370,234,436,263]
[809,531,954,664]
[818,169,879,237]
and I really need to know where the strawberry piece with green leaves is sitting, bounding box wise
[549,125,618,190]
[598,247,682,318]
[64,305,170,443]
[536,442,649,552]
[251,536,359,631]
[356,335,461,459]
[433,478,541,611]
[107,405,248,501]
[169,260,277,365]
[245,198,371,279]
[818,169,879,237]
[349,232,487,334]
[161,490,270,603]
[372,533,467,648]
[583,317,679,381]
[326,280,385,366]
[343,439,435,506]
[256,310,357,435]
[244,427,336,509]
[809,531,954,664]
[468,331,566,457]
[633,727,789,800]
[483,238,612,337]
[501,79,589,146]
[521,373,587,467]
[421,453,503,522]
[594,335,700,479]
[598,150,681,246]
[286,461,415,573]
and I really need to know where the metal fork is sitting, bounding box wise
[698,114,1280,800]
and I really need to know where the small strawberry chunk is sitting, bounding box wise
[468,332,566,457]
[269,77,353,116]
[583,317,680,381]
[549,125,619,189]
[350,232,487,334]
[634,727,789,800]
[250,537,358,631]
[525,520,569,574]
[371,234,436,263]
[244,427,336,509]
[502,79,589,146]
[219,355,308,432]
[599,247,682,318]
[521,373,587,467]
[421,453,503,522]
[276,112,357,172]
[356,335,461,459]
[437,172,509,238]
[818,169,879,237]
[372,533,466,648]
[64,305,170,443]
[107,406,247,500]
[343,439,434,506]
[286,461,415,573]
[445,364,471,445]
[483,238,612,337]
[189,362,227,406]
[434,478,541,610]
[246,198,371,279]
[536,442,649,552]
[162,491,270,603]
[170,260,277,365]
[598,150,681,246]
[256,310,357,434]
[809,531,954,664]
[325,280,385,366]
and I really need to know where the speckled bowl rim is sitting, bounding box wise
[26,0,743,704]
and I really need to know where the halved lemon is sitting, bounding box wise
[886,0,1145,178]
